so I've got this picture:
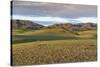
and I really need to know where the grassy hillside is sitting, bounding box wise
[13,28,77,35]
[12,40,97,65]
[78,30,97,38]
[12,28,96,44]
[12,28,80,44]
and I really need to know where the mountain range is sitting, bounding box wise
[12,19,97,31]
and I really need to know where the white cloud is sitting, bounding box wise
[12,15,70,23]
[74,17,97,23]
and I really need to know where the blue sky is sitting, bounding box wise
[12,1,97,26]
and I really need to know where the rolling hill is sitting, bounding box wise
[12,20,44,30]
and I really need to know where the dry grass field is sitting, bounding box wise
[12,39,97,66]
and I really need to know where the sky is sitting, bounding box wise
[12,1,97,26]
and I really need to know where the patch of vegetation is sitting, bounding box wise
[12,34,79,44]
